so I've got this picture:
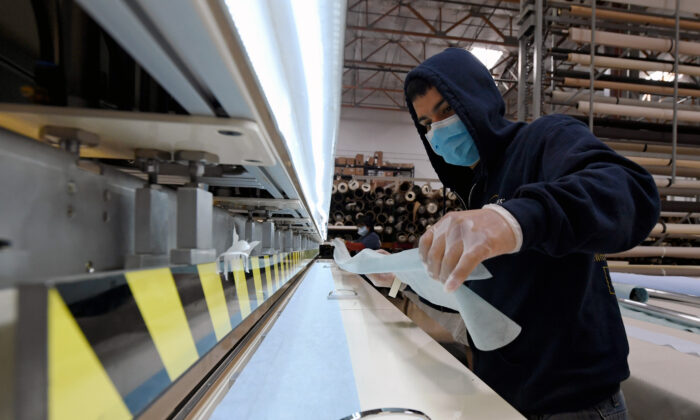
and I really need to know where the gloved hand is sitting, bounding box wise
[419,208,517,292]
[366,249,396,288]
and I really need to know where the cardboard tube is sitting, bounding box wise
[569,5,700,31]
[564,77,700,97]
[567,53,700,78]
[654,178,700,190]
[553,91,700,112]
[650,223,700,236]
[569,28,700,56]
[608,246,700,259]
[608,261,700,277]
[578,101,700,123]
[628,156,700,170]
[605,141,700,156]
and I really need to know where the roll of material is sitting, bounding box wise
[569,27,700,56]
[650,223,700,236]
[613,282,649,303]
[426,201,439,215]
[578,101,700,124]
[564,77,700,98]
[605,141,700,157]
[421,184,432,195]
[628,156,700,171]
[566,52,700,78]
[337,182,348,193]
[611,272,700,296]
[608,246,700,259]
[348,180,360,191]
[569,5,700,31]
[553,90,700,112]
[405,191,416,202]
[619,298,700,330]
[608,263,700,277]
[646,288,700,307]
[360,183,371,193]
[331,184,337,194]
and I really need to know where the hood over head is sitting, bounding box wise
[404,48,524,187]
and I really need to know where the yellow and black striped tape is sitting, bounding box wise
[43,250,318,419]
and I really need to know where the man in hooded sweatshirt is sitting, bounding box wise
[401,48,660,418]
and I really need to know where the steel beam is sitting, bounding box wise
[346,26,517,47]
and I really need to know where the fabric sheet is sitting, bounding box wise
[210,263,361,419]
[611,272,700,297]
[332,239,521,351]
[624,324,700,357]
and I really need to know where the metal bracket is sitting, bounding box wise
[327,288,358,300]
[39,126,100,156]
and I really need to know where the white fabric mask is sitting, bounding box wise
[332,238,521,351]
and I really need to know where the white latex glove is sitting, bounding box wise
[365,249,396,288]
[419,208,517,292]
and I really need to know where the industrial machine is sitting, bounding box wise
[0,1,342,418]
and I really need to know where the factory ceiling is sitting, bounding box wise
[343,0,521,114]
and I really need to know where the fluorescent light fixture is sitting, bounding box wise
[469,47,503,71]
[226,0,346,239]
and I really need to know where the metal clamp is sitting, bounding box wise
[338,408,431,420]
[327,288,358,300]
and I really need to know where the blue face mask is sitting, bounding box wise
[357,226,368,236]
[426,114,480,166]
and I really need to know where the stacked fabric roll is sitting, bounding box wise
[329,180,460,245]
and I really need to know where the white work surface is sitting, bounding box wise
[622,316,700,419]
[329,263,523,419]
[211,260,522,419]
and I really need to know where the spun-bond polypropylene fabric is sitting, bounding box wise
[332,239,521,351]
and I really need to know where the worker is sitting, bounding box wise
[352,217,381,250]
[398,48,660,418]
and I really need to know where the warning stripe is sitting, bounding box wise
[250,257,265,305]
[197,263,232,341]
[42,250,316,419]
[273,254,280,289]
[232,258,252,318]
[263,256,274,296]
[125,268,199,381]
[48,289,131,420]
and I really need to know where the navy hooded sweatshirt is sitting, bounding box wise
[404,48,660,415]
